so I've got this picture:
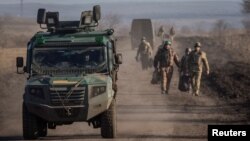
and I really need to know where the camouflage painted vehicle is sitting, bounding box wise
[16,5,122,139]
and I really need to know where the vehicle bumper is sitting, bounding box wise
[25,102,88,122]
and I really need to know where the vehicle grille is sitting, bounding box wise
[55,108,81,118]
[49,86,86,106]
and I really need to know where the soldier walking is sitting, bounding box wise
[157,26,165,42]
[154,40,180,94]
[136,37,153,70]
[179,48,192,92]
[188,42,210,96]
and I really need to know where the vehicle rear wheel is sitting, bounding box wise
[23,103,39,140]
[101,99,117,138]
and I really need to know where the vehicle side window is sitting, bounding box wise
[108,42,113,70]
[27,42,32,73]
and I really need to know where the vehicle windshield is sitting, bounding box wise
[32,47,107,74]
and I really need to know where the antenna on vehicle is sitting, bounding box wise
[20,0,23,17]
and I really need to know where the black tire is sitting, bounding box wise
[101,99,117,138]
[38,119,47,137]
[23,103,39,140]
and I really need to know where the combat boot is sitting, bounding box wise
[188,86,192,94]
[195,91,199,96]
[192,90,195,96]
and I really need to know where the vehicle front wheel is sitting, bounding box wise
[23,103,39,140]
[101,99,117,138]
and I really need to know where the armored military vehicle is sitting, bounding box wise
[16,5,122,139]
[130,19,155,50]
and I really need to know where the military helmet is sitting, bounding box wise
[141,36,146,41]
[164,40,172,46]
[194,42,201,47]
[185,48,192,53]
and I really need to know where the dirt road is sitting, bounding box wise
[0,39,249,141]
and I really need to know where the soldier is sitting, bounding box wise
[180,48,192,75]
[154,40,180,94]
[169,26,175,43]
[188,42,210,96]
[136,37,153,70]
[179,48,192,92]
[157,26,165,42]
[157,26,176,43]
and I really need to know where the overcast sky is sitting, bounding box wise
[0,0,243,28]
[0,0,240,4]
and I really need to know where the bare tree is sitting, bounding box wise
[0,17,5,47]
[242,0,250,13]
[210,20,230,47]
[211,20,229,37]
[242,0,250,33]
[242,20,250,34]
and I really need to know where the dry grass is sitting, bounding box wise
[0,47,26,131]
[0,16,39,48]
[176,28,250,100]
[0,16,32,128]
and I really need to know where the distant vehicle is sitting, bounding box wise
[16,5,122,139]
[130,19,155,50]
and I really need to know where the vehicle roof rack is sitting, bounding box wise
[37,5,101,33]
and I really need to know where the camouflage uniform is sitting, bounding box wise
[136,38,153,70]
[154,41,179,94]
[157,26,165,42]
[157,26,175,43]
[188,43,209,96]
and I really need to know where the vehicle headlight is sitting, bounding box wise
[29,88,44,99]
[91,86,106,98]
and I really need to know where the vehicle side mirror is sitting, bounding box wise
[115,54,122,65]
[16,57,23,68]
[16,57,25,74]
